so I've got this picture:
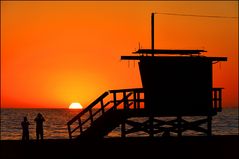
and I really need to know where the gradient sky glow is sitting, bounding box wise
[1,1,238,108]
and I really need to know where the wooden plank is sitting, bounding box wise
[121,55,227,61]
[109,88,143,93]
[133,49,206,54]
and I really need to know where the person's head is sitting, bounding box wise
[37,113,43,118]
[24,116,28,121]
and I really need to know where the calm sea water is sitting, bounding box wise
[0,108,238,140]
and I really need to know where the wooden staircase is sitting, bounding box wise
[67,88,144,139]
[78,109,126,139]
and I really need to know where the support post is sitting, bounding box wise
[151,13,155,56]
[121,122,126,138]
[149,115,154,137]
[177,116,182,137]
[207,115,212,136]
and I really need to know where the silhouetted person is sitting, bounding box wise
[21,116,30,141]
[34,113,45,140]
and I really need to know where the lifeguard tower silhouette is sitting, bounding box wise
[67,13,227,139]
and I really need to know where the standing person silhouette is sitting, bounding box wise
[21,116,30,141]
[34,113,45,141]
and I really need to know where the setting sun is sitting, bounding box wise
[69,102,83,109]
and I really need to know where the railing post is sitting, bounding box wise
[123,91,127,110]
[137,92,140,109]
[113,92,117,110]
[89,109,94,125]
[101,99,105,114]
[218,89,222,112]
[133,91,137,110]
[67,124,72,139]
[212,88,223,112]
[213,89,218,110]
[78,118,83,133]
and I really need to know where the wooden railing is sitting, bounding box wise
[67,88,144,139]
[67,88,223,139]
[212,88,223,112]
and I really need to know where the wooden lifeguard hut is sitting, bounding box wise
[67,13,227,139]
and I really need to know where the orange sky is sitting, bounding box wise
[1,1,238,108]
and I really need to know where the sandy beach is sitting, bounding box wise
[1,135,238,159]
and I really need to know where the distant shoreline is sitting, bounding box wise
[1,107,239,109]
[1,135,238,159]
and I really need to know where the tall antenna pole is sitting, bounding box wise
[151,13,155,56]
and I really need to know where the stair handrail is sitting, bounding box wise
[67,91,109,126]
[67,88,144,139]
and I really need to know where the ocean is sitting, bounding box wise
[0,108,238,140]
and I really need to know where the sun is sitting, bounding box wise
[69,102,83,109]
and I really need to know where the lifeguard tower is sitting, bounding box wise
[67,13,227,139]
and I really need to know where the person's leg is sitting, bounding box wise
[40,129,43,140]
[26,130,29,140]
[22,132,25,140]
[36,130,39,140]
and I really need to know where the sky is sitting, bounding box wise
[1,1,238,108]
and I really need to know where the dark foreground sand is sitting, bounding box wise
[1,135,238,159]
